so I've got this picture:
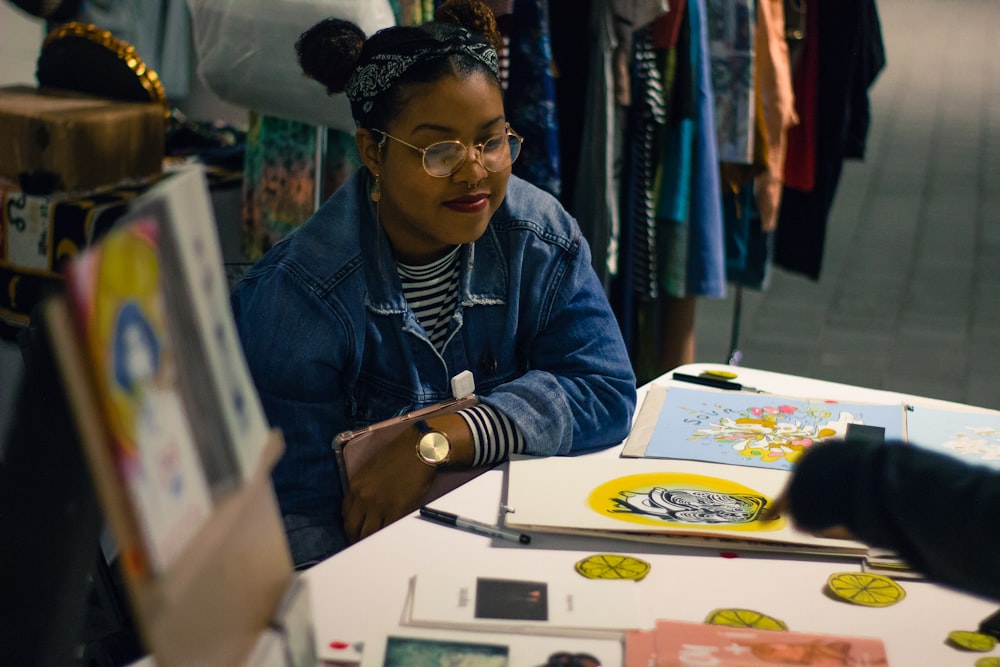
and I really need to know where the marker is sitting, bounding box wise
[419,507,531,544]
[671,371,763,393]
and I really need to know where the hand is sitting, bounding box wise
[341,426,436,543]
[762,490,857,541]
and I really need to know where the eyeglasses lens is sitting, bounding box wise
[423,134,523,177]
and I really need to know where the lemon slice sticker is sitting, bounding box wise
[575,554,651,581]
[705,608,788,631]
[827,572,906,607]
[975,657,1000,667]
[948,630,998,652]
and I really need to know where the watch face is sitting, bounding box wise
[418,431,451,466]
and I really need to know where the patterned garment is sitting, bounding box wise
[398,247,461,351]
[241,114,360,261]
[629,27,667,304]
[505,0,562,197]
[705,0,757,164]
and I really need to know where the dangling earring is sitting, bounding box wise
[371,173,381,203]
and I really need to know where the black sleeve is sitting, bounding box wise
[788,439,1000,601]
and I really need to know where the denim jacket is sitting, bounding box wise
[231,170,636,562]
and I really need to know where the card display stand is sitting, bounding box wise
[44,295,294,666]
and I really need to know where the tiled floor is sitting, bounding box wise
[1,0,999,438]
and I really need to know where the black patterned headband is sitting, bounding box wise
[345,24,499,121]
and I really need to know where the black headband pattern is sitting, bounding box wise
[345,28,499,117]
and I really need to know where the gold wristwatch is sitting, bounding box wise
[414,419,451,468]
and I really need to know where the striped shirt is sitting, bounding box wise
[398,248,525,465]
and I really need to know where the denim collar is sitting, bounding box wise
[360,172,508,315]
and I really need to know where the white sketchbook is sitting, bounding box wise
[503,455,870,557]
[401,567,653,639]
[152,166,270,490]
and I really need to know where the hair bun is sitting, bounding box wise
[296,18,366,95]
[435,0,503,53]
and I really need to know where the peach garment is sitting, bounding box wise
[753,0,799,231]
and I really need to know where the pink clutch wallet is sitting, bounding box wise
[332,394,487,511]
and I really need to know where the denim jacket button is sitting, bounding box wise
[480,352,498,375]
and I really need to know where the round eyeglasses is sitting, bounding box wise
[375,124,523,178]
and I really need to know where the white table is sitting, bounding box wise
[303,363,1000,666]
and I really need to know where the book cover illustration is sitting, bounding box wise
[381,636,508,667]
[401,567,651,639]
[505,456,868,555]
[65,216,213,573]
[356,630,612,667]
[643,386,907,470]
[905,404,1000,469]
[630,618,888,666]
[152,167,270,488]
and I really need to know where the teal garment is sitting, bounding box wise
[77,0,191,99]
[654,0,725,299]
[656,120,694,297]
[722,182,772,290]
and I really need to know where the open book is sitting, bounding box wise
[504,455,870,557]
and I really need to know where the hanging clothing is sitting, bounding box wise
[781,0,819,193]
[505,0,562,197]
[653,2,693,297]
[549,0,592,212]
[706,0,756,165]
[240,115,363,261]
[720,0,799,290]
[753,0,798,233]
[774,0,886,280]
[560,0,618,287]
[654,0,725,300]
[612,26,664,349]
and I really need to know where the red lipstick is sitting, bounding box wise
[443,193,489,213]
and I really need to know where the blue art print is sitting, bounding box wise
[906,404,1000,469]
[644,386,907,470]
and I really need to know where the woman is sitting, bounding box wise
[231,0,637,569]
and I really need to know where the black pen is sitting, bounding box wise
[419,507,531,544]
[671,371,763,393]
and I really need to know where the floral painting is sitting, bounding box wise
[906,404,1000,469]
[643,386,907,470]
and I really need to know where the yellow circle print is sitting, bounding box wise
[587,472,785,533]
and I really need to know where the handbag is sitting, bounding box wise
[332,395,489,512]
